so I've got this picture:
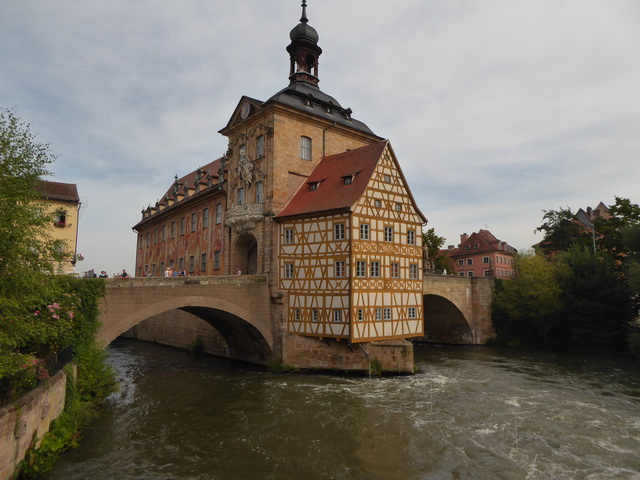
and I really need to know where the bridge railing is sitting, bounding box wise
[105,274,269,288]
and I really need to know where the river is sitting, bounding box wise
[46,339,640,480]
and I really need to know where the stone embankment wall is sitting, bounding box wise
[121,310,229,357]
[282,335,414,374]
[0,368,71,480]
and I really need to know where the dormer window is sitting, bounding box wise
[342,175,353,185]
[309,182,318,191]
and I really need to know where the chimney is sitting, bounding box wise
[460,233,468,244]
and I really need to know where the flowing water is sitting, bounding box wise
[46,339,640,480]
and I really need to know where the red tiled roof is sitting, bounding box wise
[35,180,79,203]
[275,141,389,219]
[161,158,223,199]
[448,229,516,257]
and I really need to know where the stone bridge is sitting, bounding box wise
[97,273,495,368]
[419,274,495,344]
[97,275,276,365]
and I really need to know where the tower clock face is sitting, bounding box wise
[240,102,250,120]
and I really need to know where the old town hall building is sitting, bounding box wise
[133,3,427,350]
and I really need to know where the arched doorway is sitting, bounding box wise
[234,233,258,275]
[421,294,474,344]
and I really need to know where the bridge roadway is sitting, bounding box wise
[98,274,494,367]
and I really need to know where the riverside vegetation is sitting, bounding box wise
[0,108,116,478]
[491,197,640,353]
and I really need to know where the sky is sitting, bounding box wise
[2,0,639,276]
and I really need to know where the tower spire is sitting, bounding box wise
[287,0,322,85]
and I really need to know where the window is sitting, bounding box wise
[333,310,342,323]
[360,224,370,240]
[468,271,474,277]
[408,307,417,319]
[237,188,245,205]
[309,182,318,191]
[357,309,364,322]
[255,181,263,204]
[180,217,186,235]
[294,310,300,322]
[152,264,157,276]
[201,253,207,272]
[189,256,195,273]
[300,136,312,161]
[203,208,209,229]
[334,223,345,240]
[216,203,222,224]
[459,272,465,277]
[407,230,416,245]
[284,263,294,278]
[191,213,197,232]
[466,258,473,265]
[383,174,391,183]
[374,199,381,208]
[484,270,491,277]
[312,310,318,323]
[384,308,392,320]
[171,221,176,239]
[162,225,166,242]
[284,229,294,245]
[409,264,418,279]
[483,256,490,264]
[179,258,184,271]
[154,229,158,244]
[395,203,402,211]
[370,261,380,278]
[375,308,383,321]
[384,226,393,242]
[343,175,352,185]
[356,261,366,277]
[390,263,399,278]
[335,261,345,277]
[214,251,221,270]
[256,134,264,158]
[146,231,150,247]
[457,259,464,266]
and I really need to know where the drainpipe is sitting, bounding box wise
[357,343,371,379]
[322,122,338,157]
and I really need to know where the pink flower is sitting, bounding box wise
[68,311,74,319]
[51,314,60,320]
[34,310,40,316]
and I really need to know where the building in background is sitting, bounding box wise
[35,180,80,274]
[446,229,516,279]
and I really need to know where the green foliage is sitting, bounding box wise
[18,365,108,479]
[369,357,382,376]
[422,228,453,274]
[557,246,633,347]
[0,108,63,303]
[492,252,566,344]
[492,247,634,349]
[534,207,591,256]
[594,197,640,258]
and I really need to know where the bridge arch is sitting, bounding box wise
[422,294,473,344]
[98,276,275,364]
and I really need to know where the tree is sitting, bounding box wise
[492,251,567,344]
[594,197,640,259]
[534,207,591,256]
[557,245,633,348]
[422,228,453,274]
[0,108,63,353]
